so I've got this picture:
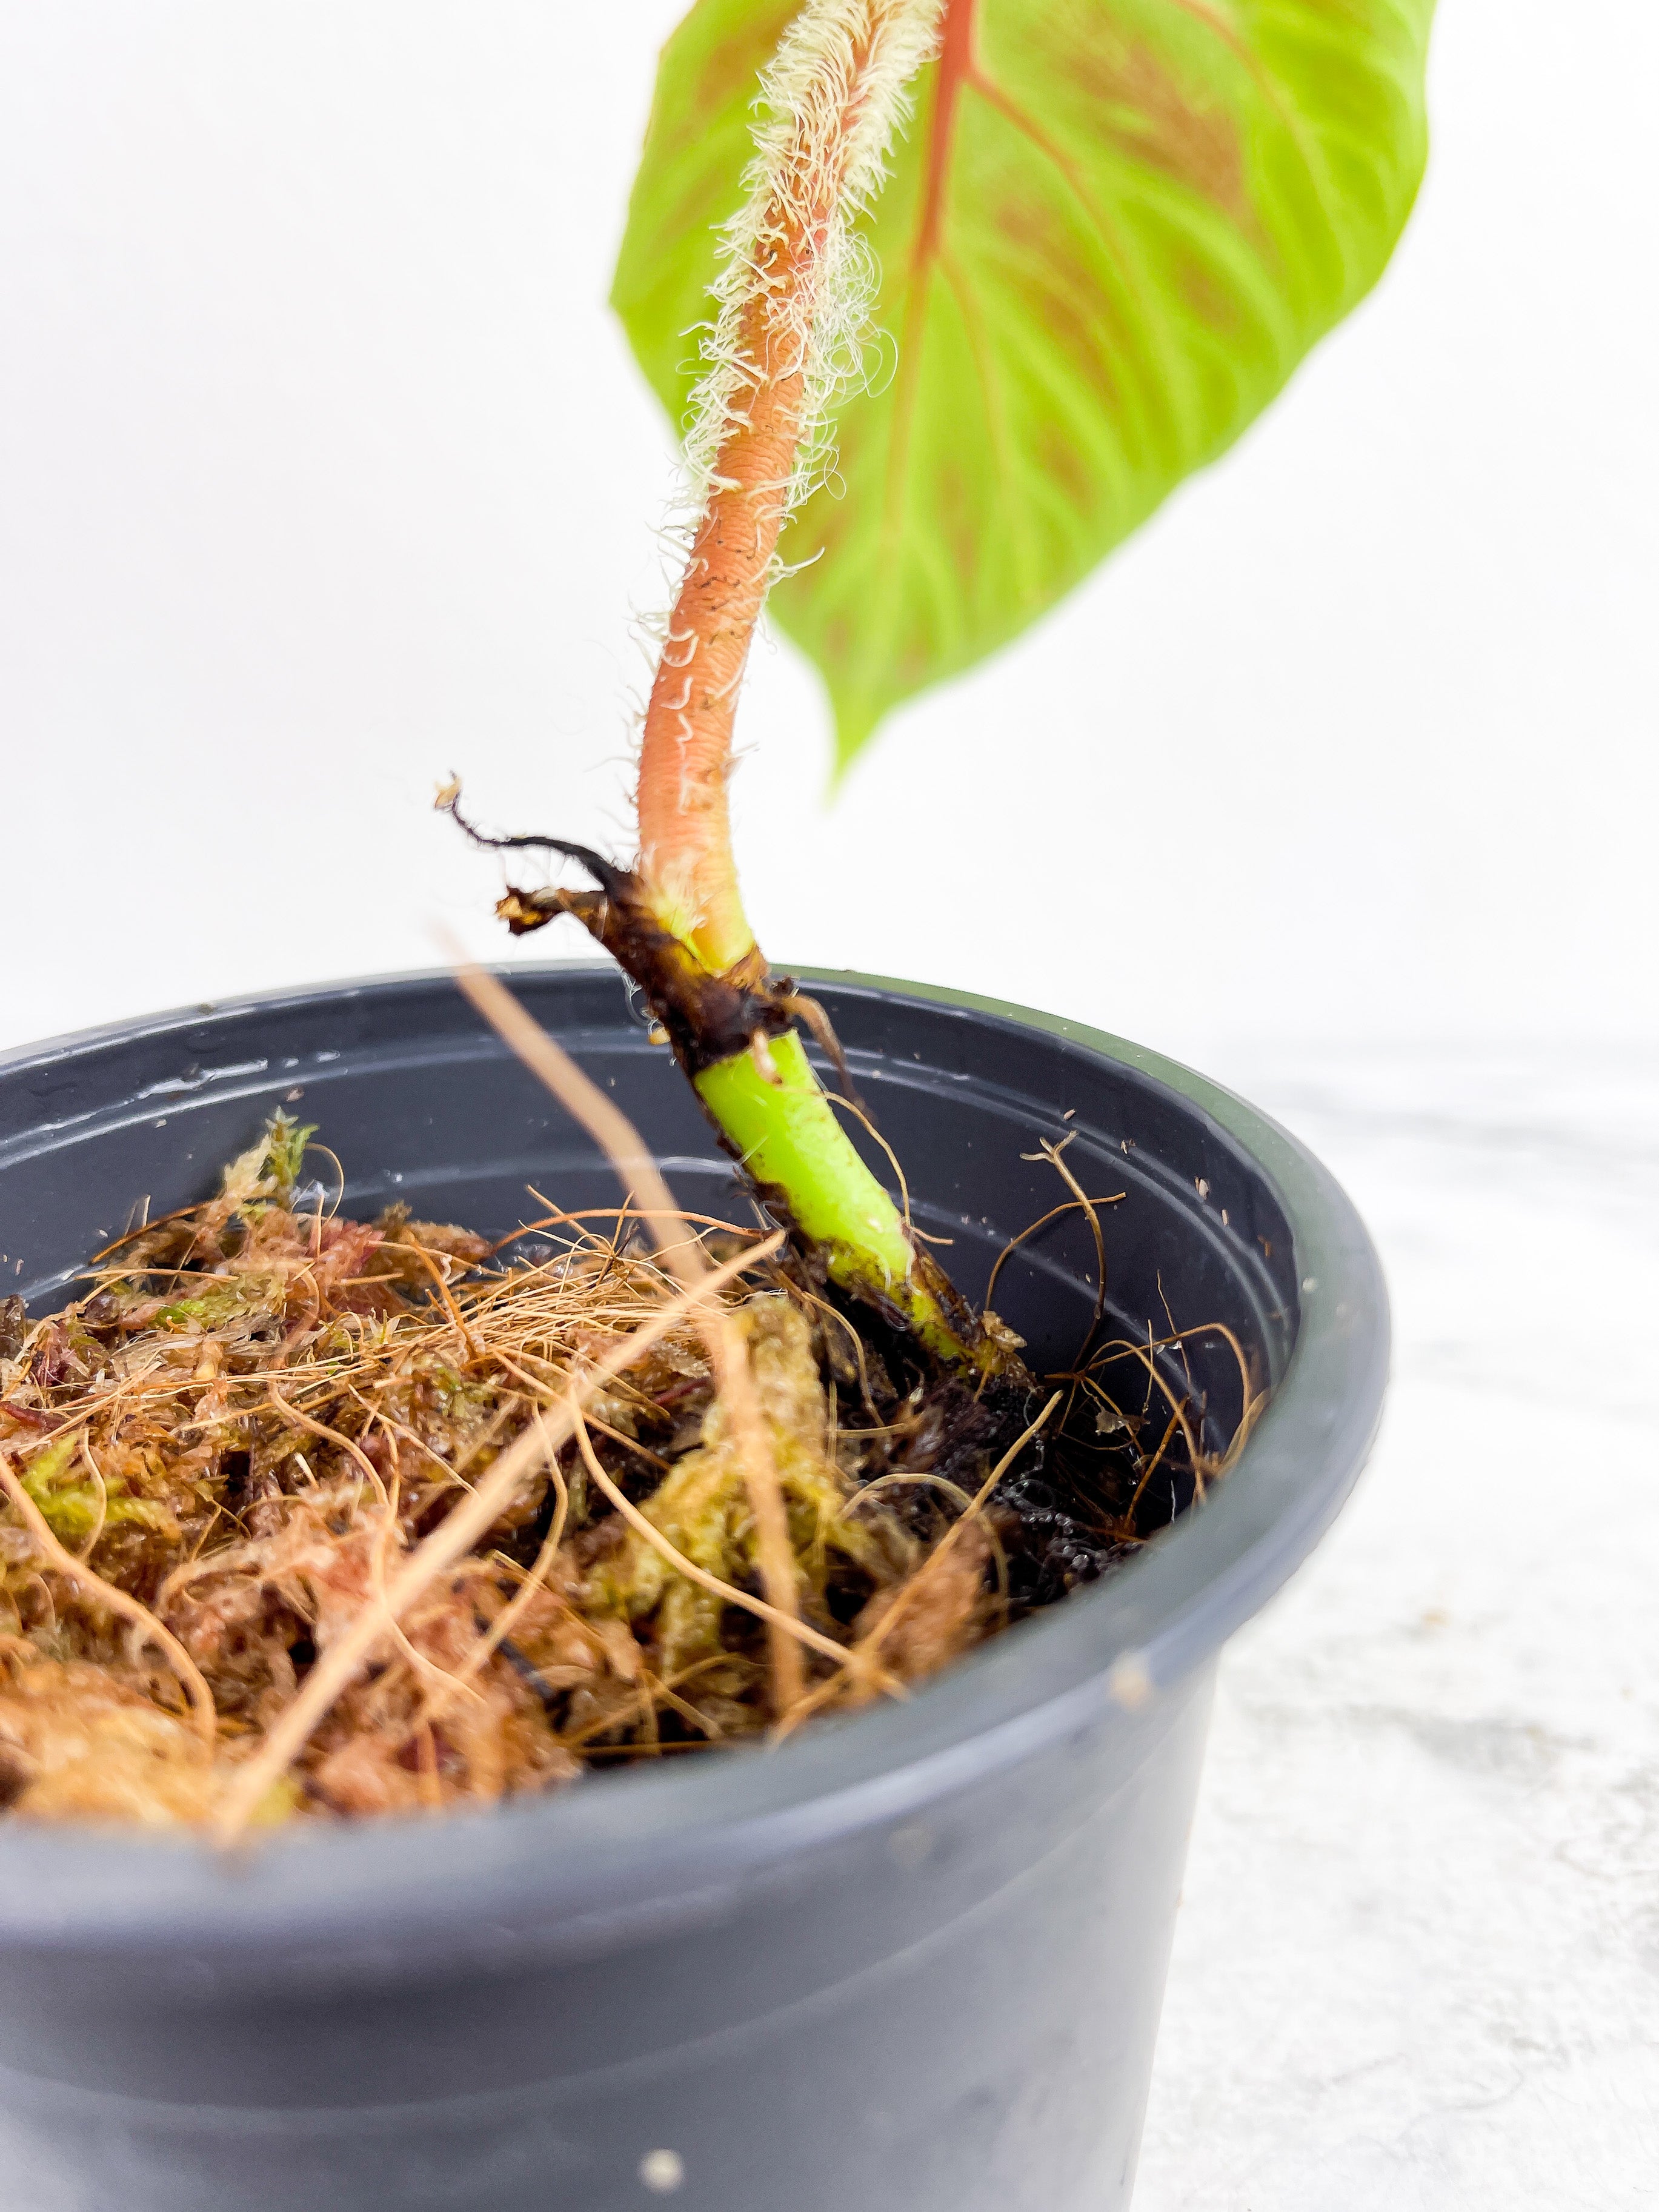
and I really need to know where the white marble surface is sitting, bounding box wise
[1134,1044,1659,2210]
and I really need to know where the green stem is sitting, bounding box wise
[483,860,1009,1374]
[694,1031,1002,1374]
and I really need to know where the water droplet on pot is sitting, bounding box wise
[888,1821,933,1868]
[640,2148,685,2193]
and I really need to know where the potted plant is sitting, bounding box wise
[0,2,1426,2205]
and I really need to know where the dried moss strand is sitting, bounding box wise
[1022,1138,1110,1367]
[983,1192,1128,1312]
[420,1410,572,1722]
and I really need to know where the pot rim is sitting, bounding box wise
[0,966,1388,1971]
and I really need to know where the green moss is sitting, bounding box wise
[262,1112,316,1198]
[218,1111,318,1211]
[587,1298,911,1678]
[151,1275,279,1333]
[18,1434,179,1549]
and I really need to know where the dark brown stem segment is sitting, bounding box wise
[445,812,788,1077]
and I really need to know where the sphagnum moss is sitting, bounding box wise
[0,0,1411,1839]
[0,1109,1172,1831]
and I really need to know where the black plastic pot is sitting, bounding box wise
[0,968,1386,2212]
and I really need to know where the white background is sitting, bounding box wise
[1,0,1654,1061]
[2,5,1656,2207]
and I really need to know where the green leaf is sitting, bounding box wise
[613,0,1434,768]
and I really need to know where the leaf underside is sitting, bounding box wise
[613,0,1435,771]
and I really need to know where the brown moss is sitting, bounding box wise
[0,1123,1012,1828]
[0,1110,1228,1831]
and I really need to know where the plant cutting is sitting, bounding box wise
[0,4,1422,2206]
[0,0,1426,1840]
[454,0,1432,1370]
